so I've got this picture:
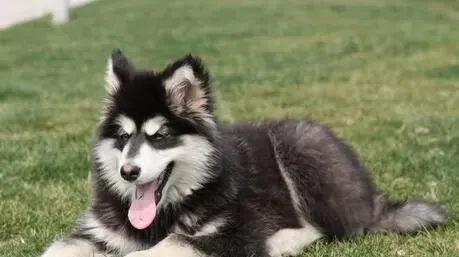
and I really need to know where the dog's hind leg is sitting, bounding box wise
[265,225,323,257]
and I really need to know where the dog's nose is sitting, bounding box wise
[120,164,141,182]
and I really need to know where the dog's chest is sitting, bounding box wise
[170,213,226,237]
[170,213,200,235]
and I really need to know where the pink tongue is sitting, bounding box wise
[128,182,157,230]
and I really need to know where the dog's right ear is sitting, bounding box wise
[105,49,134,94]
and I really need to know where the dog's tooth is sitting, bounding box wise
[135,188,144,200]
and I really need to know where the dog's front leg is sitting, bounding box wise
[40,237,107,257]
[124,234,204,257]
[40,210,124,257]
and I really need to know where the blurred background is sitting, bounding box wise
[0,0,458,256]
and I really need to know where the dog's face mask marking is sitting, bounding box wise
[94,50,218,229]
[117,116,181,185]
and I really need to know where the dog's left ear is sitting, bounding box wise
[162,54,213,119]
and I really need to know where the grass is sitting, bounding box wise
[0,0,458,256]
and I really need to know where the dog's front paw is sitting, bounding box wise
[41,239,99,257]
[94,254,115,257]
[124,250,151,257]
[123,235,200,257]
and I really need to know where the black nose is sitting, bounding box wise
[120,164,141,182]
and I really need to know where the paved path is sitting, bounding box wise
[0,0,94,29]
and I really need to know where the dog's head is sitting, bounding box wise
[92,50,219,225]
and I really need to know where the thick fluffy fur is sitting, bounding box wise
[41,50,447,257]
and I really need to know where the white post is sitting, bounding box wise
[52,0,70,25]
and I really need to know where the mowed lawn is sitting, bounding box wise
[0,0,458,256]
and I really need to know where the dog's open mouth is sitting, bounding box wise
[154,161,175,202]
[128,162,174,230]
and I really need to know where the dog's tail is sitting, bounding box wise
[369,193,447,234]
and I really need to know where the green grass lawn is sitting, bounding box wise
[1,0,458,256]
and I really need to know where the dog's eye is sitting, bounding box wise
[119,133,131,144]
[148,126,170,141]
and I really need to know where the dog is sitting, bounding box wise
[40,50,446,257]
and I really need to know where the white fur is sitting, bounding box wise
[94,139,135,200]
[172,214,226,236]
[116,116,169,184]
[267,134,323,256]
[127,143,183,185]
[164,65,198,91]
[270,133,308,226]
[142,116,167,136]
[162,64,217,130]
[194,217,226,236]
[119,141,132,173]
[95,127,214,205]
[116,115,136,135]
[105,58,120,95]
[266,226,322,257]
[41,238,98,257]
[182,213,199,228]
[129,134,215,200]
[124,235,202,257]
[157,135,215,207]
[172,223,186,234]
[163,64,215,126]
[80,211,144,255]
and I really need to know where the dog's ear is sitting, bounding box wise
[162,54,213,119]
[105,49,134,94]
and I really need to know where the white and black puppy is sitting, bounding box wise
[41,50,447,257]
